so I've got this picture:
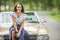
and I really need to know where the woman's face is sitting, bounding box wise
[16,4,22,12]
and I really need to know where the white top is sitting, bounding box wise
[10,12,26,25]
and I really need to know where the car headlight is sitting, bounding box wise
[39,36,43,39]
[37,36,43,40]
[44,37,48,39]
[37,34,49,40]
[44,35,49,39]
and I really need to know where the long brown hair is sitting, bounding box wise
[13,2,24,13]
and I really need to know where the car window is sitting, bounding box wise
[1,13,12,23]
[25,15,39,23]
[0,14,2,23]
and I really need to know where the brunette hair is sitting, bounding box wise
[13,2,24,13]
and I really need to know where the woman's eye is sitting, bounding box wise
[17,7,21,8]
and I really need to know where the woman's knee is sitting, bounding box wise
[11,30,15,40]
[12,30,15,35]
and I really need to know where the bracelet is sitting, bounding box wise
[19,31,21,34]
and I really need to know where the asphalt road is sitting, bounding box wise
[37,11,60,40]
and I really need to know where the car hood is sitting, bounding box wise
[0,23,48,35]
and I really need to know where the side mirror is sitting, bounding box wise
[40,18,47,23]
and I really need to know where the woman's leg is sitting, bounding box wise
[12,30,15,40]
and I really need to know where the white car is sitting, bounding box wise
[0,11,49,40]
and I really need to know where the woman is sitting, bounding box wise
[9,2,30,40]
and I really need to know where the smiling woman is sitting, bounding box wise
[9,2,31,40]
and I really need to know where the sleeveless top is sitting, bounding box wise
[10,12,26,25]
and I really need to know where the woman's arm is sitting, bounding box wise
[19,19,25,33]
[12,16,18,32]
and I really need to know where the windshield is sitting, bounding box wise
[0,12,39,23]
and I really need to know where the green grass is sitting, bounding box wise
[48,13,60,22]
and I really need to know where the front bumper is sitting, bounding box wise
[0,34,49,40]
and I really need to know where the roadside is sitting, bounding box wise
[48,11,60,22]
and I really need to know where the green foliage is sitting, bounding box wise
[0,0,60,12]
[48,13,60,22]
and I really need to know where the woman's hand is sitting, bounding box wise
[16,32,20,38]
[15,29,20,38]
